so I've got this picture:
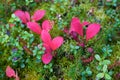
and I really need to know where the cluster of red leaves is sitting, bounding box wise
[41,30,64,64]
[14,9,64,65]
[69,17,101,41]
[7,9,101,79]
[64,17,101,48]
[6,9,64,79]
[64,17,101,63]
[14,9,53,35]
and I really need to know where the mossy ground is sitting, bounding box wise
[0,0,120,80]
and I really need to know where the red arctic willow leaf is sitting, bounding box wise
[25,11,30,22]
[42,20,52,32]
[6,66,16,78]
[27,22,42,35]
[50,37,64,51]
[41,30,51,45]
[14,10,27,24]
[86,23,101,41]
[31,10,45,21]
[42,53,53,64]
[70,17,83,37]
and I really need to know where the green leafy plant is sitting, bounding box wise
[81,67,92,80]
[102,45,113,58]
[95,54,113,80]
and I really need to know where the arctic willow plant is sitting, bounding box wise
[69,17,101,45]
[41,30,64,64]
[14,9,64,65]
[14,9,47,35]
[64,17,101,54]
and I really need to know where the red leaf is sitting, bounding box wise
[27,22,42,34]
[70,17,83,37]
[42,20,52,32]
[42,53,53,64]
[32,10,45,21]
[25,11,30,22]
[50,37,63,51]
[86,23,101,41]
[41,30,51,45]
[6,66,16,78]
[43,43,52,53]
[14,10,27,24]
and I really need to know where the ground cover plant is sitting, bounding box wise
[0,0,120,80]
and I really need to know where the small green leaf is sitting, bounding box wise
[87,71,92,76]
[44,65,48,68]
[97,65,102,71]
[11,14,16,18]
[9,18,14,22]
[95,54,101,61]
[81,71,86,76]
[96,73,104,79]
[20,63,25,68]
[82,77,86,80]
[108,70,113,75]
[103,65,107,72]
[50,69,53,72]
[36,55,41,59]
[105,73,111,80]
[75,46,79,49]
[103,60,111,65]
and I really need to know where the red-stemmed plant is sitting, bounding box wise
[41,30,64,64]
[64,17,101,63]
